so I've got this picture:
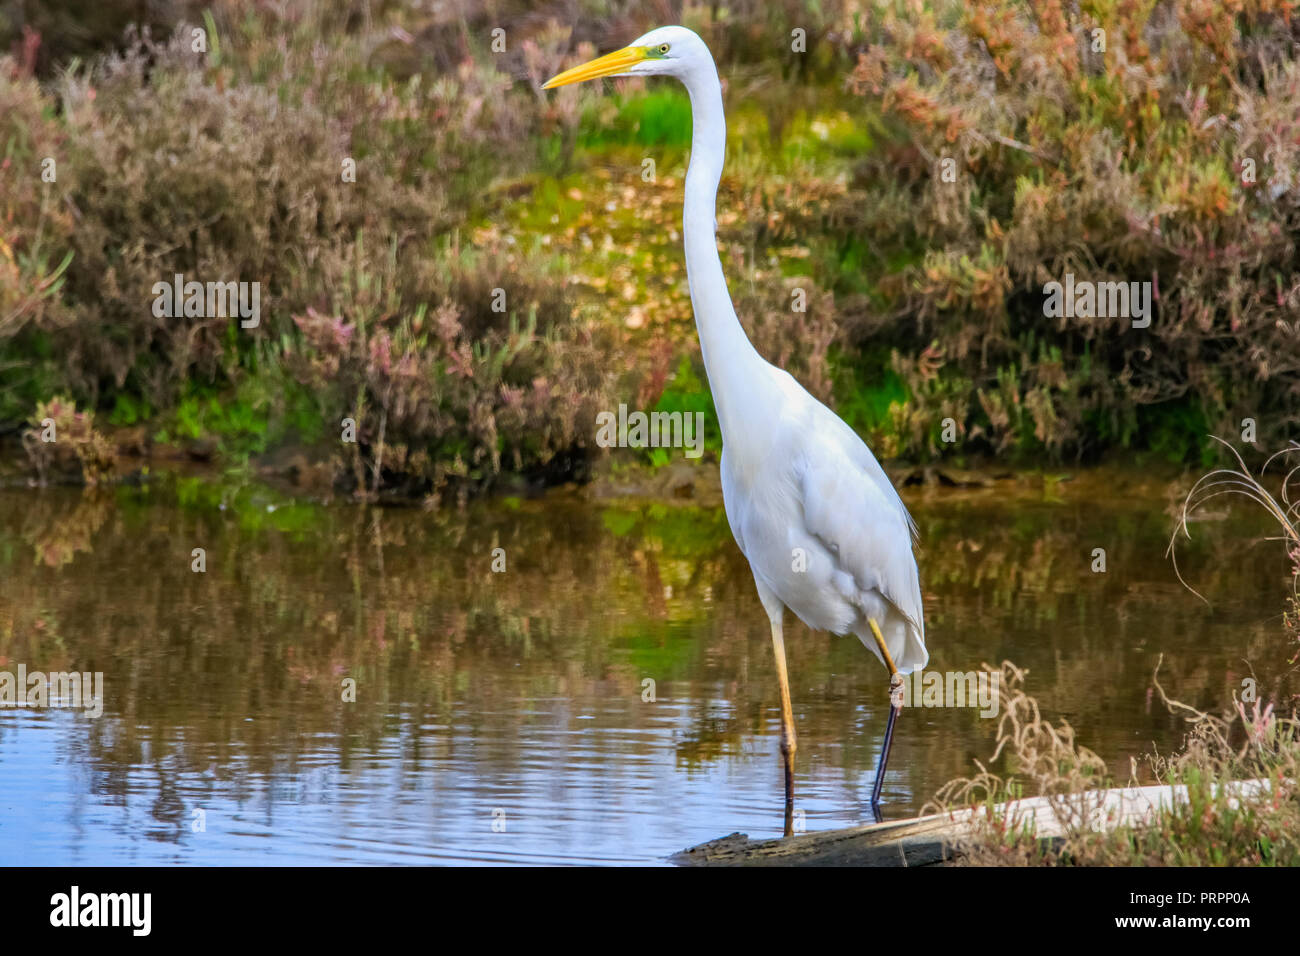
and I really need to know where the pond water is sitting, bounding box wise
[0,469,1293,865]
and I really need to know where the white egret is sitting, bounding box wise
[544,25,927,833]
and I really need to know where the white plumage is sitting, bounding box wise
[721,364,928,675]
[546,24,927,826]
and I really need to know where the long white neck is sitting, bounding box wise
[679,60,763,443]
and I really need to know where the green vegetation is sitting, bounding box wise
[848,0,1300,461]
[646,357,721,465]
[578,88,694,149]
[2,0,1298,497]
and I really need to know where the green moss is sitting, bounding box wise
[107,393,153,427]
[646,356,722,463]
[1137,399,1216,466]
[579,88,694,149]
[153,373,325,461]
[780,110,873,161]
[832,348,909,435]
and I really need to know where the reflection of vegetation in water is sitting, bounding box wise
[1,469,1295,832]
[20,486,113,568]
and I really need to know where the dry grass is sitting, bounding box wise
[932,660,1300,865]
[1168,438,1300,664]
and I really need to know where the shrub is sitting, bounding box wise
[843,0,1300,460]
[0,62,75,422]
[1,6,618,494]
[21,396,116,484]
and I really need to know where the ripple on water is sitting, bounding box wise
[0,482,1294,863]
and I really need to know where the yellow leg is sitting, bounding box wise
[867,618,899,678]
[770,615,797,836]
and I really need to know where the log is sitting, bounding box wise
[671,779,1270,866]
[671,815,963,867]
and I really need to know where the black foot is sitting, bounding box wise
[782,751,795,836]
[869,701,901,824]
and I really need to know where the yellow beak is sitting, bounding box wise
[542,46,647,89]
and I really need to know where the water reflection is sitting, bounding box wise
[0,471,1293,864]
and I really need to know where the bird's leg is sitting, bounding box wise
[867,618,904,824]
[769,615,797,837]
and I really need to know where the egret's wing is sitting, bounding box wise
[826,414,919,540]
[795,427,924,637]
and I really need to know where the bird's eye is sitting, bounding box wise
[658,43,670,54]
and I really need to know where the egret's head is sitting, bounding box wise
[542,26,709,89]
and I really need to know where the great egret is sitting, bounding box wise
[544,25,927,833]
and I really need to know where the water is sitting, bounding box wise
[0,469,1293,864]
